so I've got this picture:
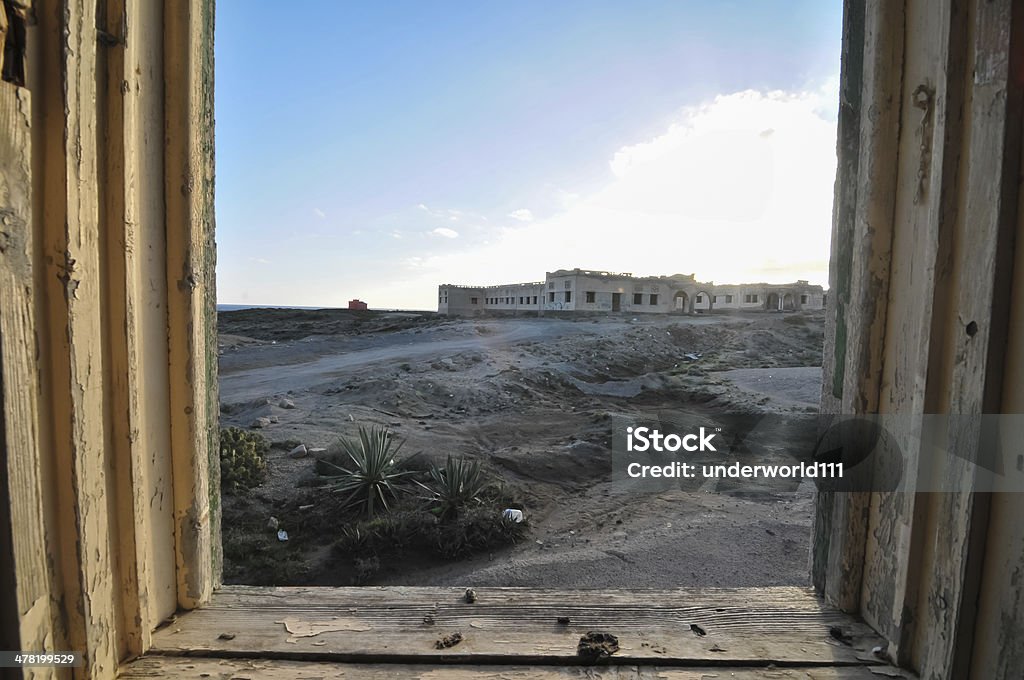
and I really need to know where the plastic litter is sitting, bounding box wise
[277,530,289,542]
[502,508,524,523]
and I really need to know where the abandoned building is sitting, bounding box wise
[438,268,825,315]
[3,0,1024,678]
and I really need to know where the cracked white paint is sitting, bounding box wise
[276,616,373,643]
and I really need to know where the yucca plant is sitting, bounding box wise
[321,426,411,519]
[417,456,491,520]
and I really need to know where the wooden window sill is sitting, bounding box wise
[120,585,913,678]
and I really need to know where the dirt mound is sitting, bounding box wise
[218,308,445,342]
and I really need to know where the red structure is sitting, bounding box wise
[348,299,368,310]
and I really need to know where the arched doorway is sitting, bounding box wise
[767,292,780,311]
[694,290,713,312]
[782,293,795,311]
[673,290,689,313]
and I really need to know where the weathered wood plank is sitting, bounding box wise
[970,488,1024,679]
[124,0,182,631]
[99,0,153,658]
[0,80,55,663]
[210,585,832,610]
[32,0,120,675]
[814,0,865,597]
[149,620,881,667]
[839,0,904,415]
[99,0,184,655]
[821,0,906,614]
[18,0,218,667]
[164,0,220,608]
[969,111,1024,676]
[915,1,1024,678]
[820,0,1024,675]
[120,658,912,680]
[860,0,966,662]
[147,587,888,667]
[820,0,864,414]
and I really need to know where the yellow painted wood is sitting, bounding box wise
[32,0,120,675]
[4,0,1023,678]
[13,0,218,674]
[0,79,56,674]
[124,0,182,629]
[163,0,219,610]
[98,0,184,655]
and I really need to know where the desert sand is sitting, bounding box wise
[217,309,825,588]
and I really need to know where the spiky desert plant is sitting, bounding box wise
[321,426,411,519]
[417,456,491,520]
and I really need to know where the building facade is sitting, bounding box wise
[438,268,825,316]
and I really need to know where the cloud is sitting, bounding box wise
[232,82,839,309]
[508,209,534,222]
[419,203,470,223]
[313,208,326,219]
[381,81,839,307]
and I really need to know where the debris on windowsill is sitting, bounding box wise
[435,632,463,649]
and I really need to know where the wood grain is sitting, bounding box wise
[0,80,55,663]
[20,0,219,671]
[164,0,220,610]
[120,658,912,680]
[818,0,1024,675]
[814,0,864,597]
[860,0,966,663]
[146,587,889,668]
[819,0,906,615]
[34,0,120,675]
[99,0,183,655]
[916,1,1024,677]
[969,105,1024,675]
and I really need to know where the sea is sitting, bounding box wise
[217,304,430,313]
[216,304,338,312]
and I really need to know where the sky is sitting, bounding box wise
[215,1,843,309]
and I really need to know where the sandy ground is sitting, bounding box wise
[218,309,825,588]
[718,366,823,408]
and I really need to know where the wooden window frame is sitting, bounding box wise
[1,1,217,672]
[3,1,1024,678]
